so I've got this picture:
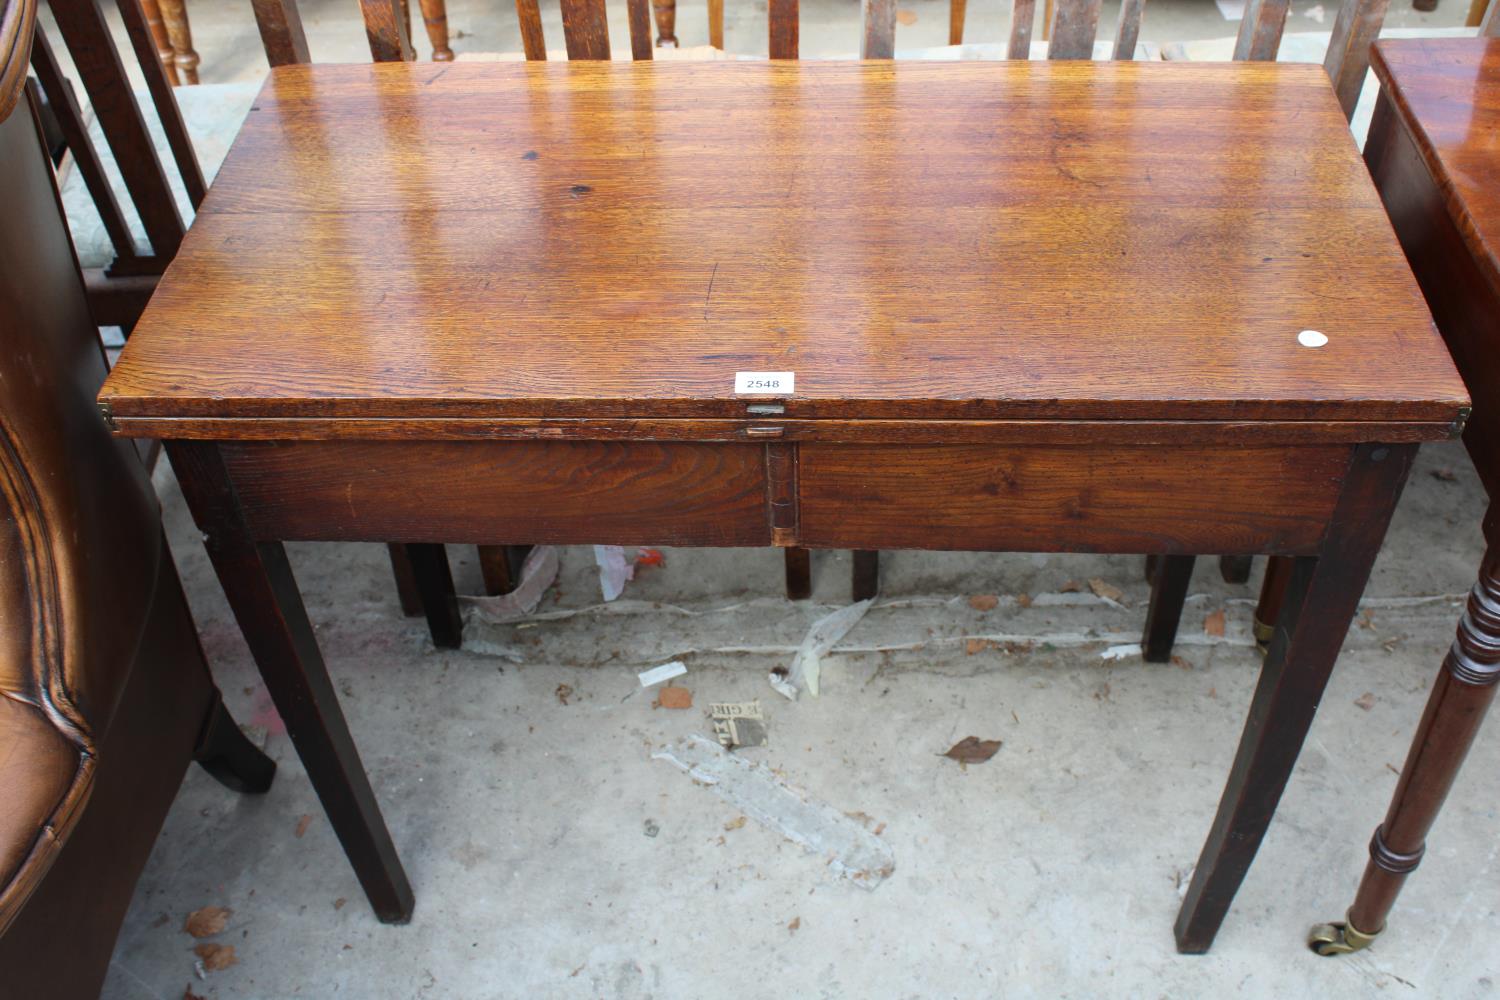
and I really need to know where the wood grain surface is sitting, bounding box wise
[1372,39,1500,302]
[99,60,1466,438]
[221,440,772,545]
[797,443,1348,553]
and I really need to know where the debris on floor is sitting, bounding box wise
[193,942,236,973]
[182,907,231,938]
[593,544,636,601]
[656,686,692,710]
[768,665,797,700]
[941,736,1002,766]
[653,735,895,889]
[710,701,767,748]
[1203,608,1226,636]
[461,545,560,622]
[639,660,687,687]
[780,598,874,699]
[1088,578,1126,606]
[555,683,574,706]
[1100,643,1141,660]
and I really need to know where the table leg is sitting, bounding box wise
[1142,554,1195,662]
[158,0,200,84]
[406,542,463,648]
[652,0,678,46]
[417,0,454,60]
[167,441,415,923]
[1309,541,1500,955]
[785,547,811,600]
[386,543,424,617]
[1174,443,1415,953]
[1219,554,1253,584]
[1253,555,1295,654]
[852,550,880,602]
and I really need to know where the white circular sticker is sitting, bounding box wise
[1297,330,1328,348]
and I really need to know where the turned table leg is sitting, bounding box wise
[1309,542,1500,955]
[1175,444,1416,952]
[417,0,454,60]
[1254,555,1295,654]
[138,0,180,85]
[652,0,678,47]
[157,0,200,84]
[168,442,414,922]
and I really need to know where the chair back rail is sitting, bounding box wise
[359,0,415,62]
[44,0,185,259]
[250,0,311,65]
[114,0,205,206]
[28,29,136,263]
[1484,0,1498,34]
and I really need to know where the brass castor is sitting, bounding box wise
[1252,615,1275,658]
[1308,912,1382,955]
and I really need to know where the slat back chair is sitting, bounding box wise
[32,0,205,331]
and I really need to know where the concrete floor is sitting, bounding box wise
[56,0,1497,995]
[100,441,1500,1000]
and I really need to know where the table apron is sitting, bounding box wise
[217,439,1353,555]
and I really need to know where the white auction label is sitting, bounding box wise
[734,371,795,395]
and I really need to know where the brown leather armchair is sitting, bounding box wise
[0,15,274,997]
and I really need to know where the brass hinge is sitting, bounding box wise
[97,401,117,431]
[1451,406,1472,439]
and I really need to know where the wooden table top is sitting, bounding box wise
[100,60,1466,441]
[1373,38,1500,306]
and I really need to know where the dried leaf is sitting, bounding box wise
[942,736,1002,765]
[964,638,993,655]
[1059,580,1081,593]
[555,683,573,706]
[968,594,999,611]
[788,915,802,931]
[1093,681,1112,701]
[183,906,231,938]
[294,814,312,838]
[334,898,347,910]
[1203,609,1226,637]
[1430,467,1458,482]
[1088,578,1124,602]
[1354,692,1376,711]
[723,815,747,831]
[193,943,237,972]
[184,989,207,1000]
[1170,655,1193,671]
[1357,610,1375,630]
[658,686,692,710]
[1015,593,1033,608]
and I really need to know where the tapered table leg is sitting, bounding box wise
[1142,554,1195,662]
[407,542,462,649]
[852,550,879,602]
[1309,541,1500,955]
[1175,444,1416,952]
[167,441,415,923]
[785,546,811,600]
[1254,555,1295,654]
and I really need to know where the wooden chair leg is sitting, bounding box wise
[1309,543,1500,955]
[652,0,678,46]
[852,550,879,602]
[950,0,968,44]
[406,542,463,649]
[195,692,277,793]
[386,542,424,617]
[1174,444,1415,953]
[157,0,200,84]
[1254,555,1295,654]
[1142,554,1195,662]
[1218,554,1253,584]
[707,0,724,48]
[785,547,811,600]
[168,442,415,923]
[137,0,180,85]
[417,0,454,60]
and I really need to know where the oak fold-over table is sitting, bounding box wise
[99,59,1467,952]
